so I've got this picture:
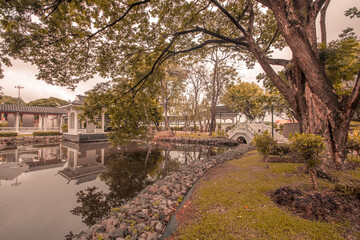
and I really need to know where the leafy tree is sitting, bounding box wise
[222,81,270,121]
[252,131,277,168]
[80,77,162,145]
[159,63,186,132]
[1,0,359,167]
[0,95,25,105]
[289,133,325,190]
[27,97,68,107]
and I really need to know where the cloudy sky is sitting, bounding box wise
[1,0,359,103]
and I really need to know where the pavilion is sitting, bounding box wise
[60,95,108,142]
[0,103,66,134]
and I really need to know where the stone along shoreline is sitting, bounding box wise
[74,144,252,240]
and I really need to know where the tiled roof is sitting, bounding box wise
[215,105,238,114]
[71,95,86,105]
[0,104,67,114]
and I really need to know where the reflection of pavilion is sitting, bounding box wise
[0,145,65,180]
[58,141,110,184]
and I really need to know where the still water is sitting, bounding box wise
[0,141,227,240]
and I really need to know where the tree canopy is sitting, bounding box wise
[0,95,25,105]
[1,0,359,167]
[27,97,68,107]
[222,81,269,121]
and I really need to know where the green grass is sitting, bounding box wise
[174,151,354,240]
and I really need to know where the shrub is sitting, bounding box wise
[0,132,18,137]
[289,132,325,190]
[62,124,68,133]
[171,126,183,131]
[270,143,290,156]
[252,130,277,168]
[33,131,61,136]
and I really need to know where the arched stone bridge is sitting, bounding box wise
[227,121,289,143]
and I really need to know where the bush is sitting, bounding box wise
[289,132,325,190]
[33,131,61,136]
[0,132,18,137]
[270,143,290,156]
[62,124,68,133]
[252,131,277,168]
[171,126,183,131]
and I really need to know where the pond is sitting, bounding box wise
[0,141,228,240]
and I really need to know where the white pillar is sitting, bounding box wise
[39,114,43,130]
[101,149,105,165]
[44,114,48,131]
[15,112,20,133]
[59,115,63,133]
[74,111,78,133]
[73,151,78,170]
[101,112,105,133]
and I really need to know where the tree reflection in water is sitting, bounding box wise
[71,144,225,226]
[71,146,180,226]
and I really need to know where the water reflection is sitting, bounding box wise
[0,141,228,240]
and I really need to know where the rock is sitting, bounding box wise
[88,224,105,236]
[155,222,163,233]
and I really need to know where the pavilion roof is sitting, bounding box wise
[215,105,238,114]
[0,104,67,114]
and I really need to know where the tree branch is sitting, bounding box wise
[265,57,290,67]
[87,0,151,41]
[342,69,360,119]
[210,0,247,35]
[320,0,330,44]
[264,26,279,53]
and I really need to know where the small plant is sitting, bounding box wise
[177,195,184,203]
[0,132,18,137]
[252,130,277,168]
[289,132,325,190]
[61,124,68,132]
[33,131,61,136]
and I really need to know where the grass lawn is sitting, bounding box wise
[172,151,359,240]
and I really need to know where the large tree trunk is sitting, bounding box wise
[246,0,360,169]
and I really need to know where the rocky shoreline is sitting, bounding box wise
[154,136,239,146]
[73,143,252,240]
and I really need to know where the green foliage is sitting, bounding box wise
[222,81,270,121]
[61,124,68,133]
[33,131,61,136]
[345,7,360,19]
[319,32,360,98]
[252,131,277,159]
[0,95,25,105]
[269,143,290,156]
[27,97,68,107]
[335,181,360,199]
[80,77,162,145]
[0,132,18,137]
[289,133,325,169]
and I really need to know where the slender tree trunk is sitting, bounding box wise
[309,169,318,190]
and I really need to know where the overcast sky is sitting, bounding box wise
[1,0,359,102]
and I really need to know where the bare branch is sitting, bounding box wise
[210,0,247,35]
